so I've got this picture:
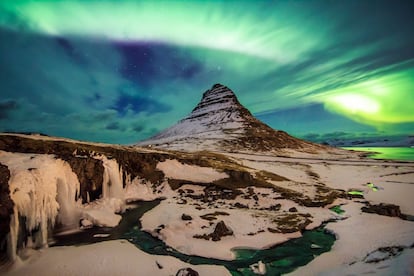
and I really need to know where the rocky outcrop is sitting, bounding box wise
[176,267,199,276]
[211,220,233,241]
[363,246,406,263]
[361,203,402,217]
[0,134,167,187]
[61,156,104,203]
[0,163,13,260]
[193,220,233,241]
[270,213,312,233]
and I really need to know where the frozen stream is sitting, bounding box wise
[52,200,335,276]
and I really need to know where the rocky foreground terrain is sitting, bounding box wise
[0,133,345,259]
[1,133,413,275]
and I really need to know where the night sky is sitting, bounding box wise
[1,1,413,144]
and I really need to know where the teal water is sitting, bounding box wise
[125,224,334,276]
[53,200,335,275]
[343,147,414,161]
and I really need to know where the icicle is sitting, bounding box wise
[97,155,124,199]
[7,206,19,261]
[0,152,82,260]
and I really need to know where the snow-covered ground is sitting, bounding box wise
[287,203,414,276]
[156,159,228,183]
[141,197,305,260]
[225,152,414,275]
[4,240,229,276]
[1,144,413,275]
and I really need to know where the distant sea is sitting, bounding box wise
[343,147,414,161]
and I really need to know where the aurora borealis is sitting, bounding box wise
[0,1,413,144]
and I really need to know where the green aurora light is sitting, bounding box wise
[0,0,413,143]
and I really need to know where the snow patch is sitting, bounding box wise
[156,159,228,183]
[4,240,230,276]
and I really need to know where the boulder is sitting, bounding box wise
[361,203,402,217]
[210,220,233,241]
[268,203,281,211]
[181,214,192,221]
[289,207,298,212]
[176,267,199,276]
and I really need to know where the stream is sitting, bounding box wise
[52,200,335,275]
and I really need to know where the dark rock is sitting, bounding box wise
[176,267,199,276]
[193,233,210,240]
[200,211,229,221]
[213,170,265,189]
[0,163,13,260]
[181,214,192,221]
[194,220,233,241]
[267,227,280,233]
[271,214,312,233]
[289,207,298,212]
[269,204,281,211]
[177,199,187,205]
[364,246,405,263]
[155,224,165,234]
[234,202,248,209]
[361,203,402,217]
[210,220,233,241]
[61,156,104,203]
[246,187,254,195]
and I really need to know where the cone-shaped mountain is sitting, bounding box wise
[138,84,327,153]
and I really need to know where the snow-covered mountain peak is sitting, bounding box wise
[137,84,330,154]
[186,83,251,124]
[193,83,239,111]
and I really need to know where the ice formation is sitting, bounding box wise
[0,151,135,261]
[97,155,124,199]
[0,151,80,260]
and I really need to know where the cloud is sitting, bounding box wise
[0,99,18,120]
[113,93,171,116]
[132,124,144,133]
[105,122,121,131]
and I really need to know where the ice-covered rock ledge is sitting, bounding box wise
[0,150,166,262]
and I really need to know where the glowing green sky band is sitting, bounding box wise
[323,68,414,126]
[0,1,322,63]
[0,0,413,141]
